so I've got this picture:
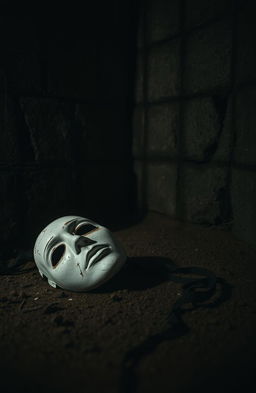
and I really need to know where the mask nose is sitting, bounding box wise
[75,236,96,254]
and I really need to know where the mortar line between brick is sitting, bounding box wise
[144,12,232,51]
[146,88,233,105]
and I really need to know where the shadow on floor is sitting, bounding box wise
[95,256,233,393]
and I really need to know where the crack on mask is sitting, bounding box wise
[76,262,84,277]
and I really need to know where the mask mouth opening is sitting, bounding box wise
[86,245,112,270]
[51,243,66,268]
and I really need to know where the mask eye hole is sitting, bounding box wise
[51,244,66,267]
[74,223,98,236]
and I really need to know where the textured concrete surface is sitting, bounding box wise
[183,97,226,162]
[0,1,138,260]
[231,168,256,248]
[146,0,180,43]
[234,88,256,166]
[184,19,232,94]
[20,98,74,162]
[133,0,256,249]
[180,164,229,225]
[0,94,20,162]
[147,39,181,101]
[147,102,178,156]
[0,212,255,393]
[185,0,232,29]
[236,2,256,84]
[147,163,177,216]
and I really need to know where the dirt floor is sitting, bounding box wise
[0,212,255,393]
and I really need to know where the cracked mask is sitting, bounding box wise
[33,216,127,291]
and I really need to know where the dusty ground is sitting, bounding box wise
[0,212,255,393]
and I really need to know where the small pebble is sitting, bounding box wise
[68,298,73,301]
[60,291,68,298]
[110,294,122,301]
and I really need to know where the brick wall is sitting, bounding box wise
[0,1,138,259]
[1,0,256,260]
[133,0,256,248]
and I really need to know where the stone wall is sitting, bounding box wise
[0,1,138,259]
[133,0,256,248]
[1,0,256,260]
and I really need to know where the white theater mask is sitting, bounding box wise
[33,216,127,291]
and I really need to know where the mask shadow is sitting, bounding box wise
[92,256,233,313]
[92,256,179,293]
